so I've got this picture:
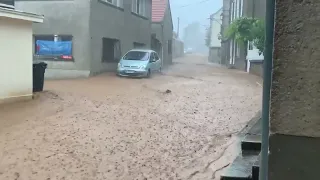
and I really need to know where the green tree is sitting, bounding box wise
[224,17,265,54]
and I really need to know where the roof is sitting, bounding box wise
[152,0,168,22]
[0,7,43,23]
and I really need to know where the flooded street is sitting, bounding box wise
[0,55,262,180]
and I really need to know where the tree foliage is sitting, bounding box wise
[252,19,265,55]
[224,17,265,54]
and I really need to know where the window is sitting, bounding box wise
[168,40,172,55]
[102,38,121,63]
[104,0,123,7]
[132,0,146,16]
[34,35,73,61]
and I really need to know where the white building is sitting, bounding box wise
[208,8,223,64]
[227,0,264,72]
[0,5,43,104]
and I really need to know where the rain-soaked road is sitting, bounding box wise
[0,55,262,180]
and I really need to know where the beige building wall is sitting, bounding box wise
[0,17,33,103]
[269,1,320,179]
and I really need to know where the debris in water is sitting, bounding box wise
[165,89,172,94]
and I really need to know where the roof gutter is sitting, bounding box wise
[0,7,44,23]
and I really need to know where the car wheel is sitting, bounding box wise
[146,69,151,78]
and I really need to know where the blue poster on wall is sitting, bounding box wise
[36,40,72,56]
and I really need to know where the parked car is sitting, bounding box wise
[117,49,162,78]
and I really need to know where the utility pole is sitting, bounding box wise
[177,17,180,38]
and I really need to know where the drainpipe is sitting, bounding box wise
[259,0,275,179]
[161,23,164,68]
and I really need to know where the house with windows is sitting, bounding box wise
[15,0,152,79]
[0,1,43,104]
[220,0,265,73]
[151,0,173,67]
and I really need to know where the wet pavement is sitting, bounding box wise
[0,55,262,180]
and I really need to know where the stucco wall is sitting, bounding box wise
[210,10,222,47]
[172,38,184,58]
[16,0,152,77]
[269,1,320,179]
[89,0,152,74]
[151,4,173,67]
[249,60,263,77]
[242,0,266,18]
[0,17,33,102]
[15,0,91,74]
[270,0,320,138]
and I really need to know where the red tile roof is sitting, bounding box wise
[152,0,168,22]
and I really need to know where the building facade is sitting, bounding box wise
[269,1,320,179]
[208,8,222,64]
[221,0,265,71]
[16,0,152,79]
[0,3,43,104]
[220,0,231,66]
[151,0,173,67]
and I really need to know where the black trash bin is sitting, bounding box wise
[33,62,47,92]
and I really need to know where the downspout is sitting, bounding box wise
[259,0,275,179]
[161,23,164,68]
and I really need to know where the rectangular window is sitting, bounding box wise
[132,0,145,16]
[117,0,123,7]
[34,35,73,61]
[168,40,172,55]
[132,0,137,12]
[102,38,121,63]
[105,0,123,7]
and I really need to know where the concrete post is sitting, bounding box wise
[268,1,320,179]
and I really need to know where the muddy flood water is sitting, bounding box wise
[0,55,262,180]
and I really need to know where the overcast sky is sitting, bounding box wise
[170,0,223,35]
